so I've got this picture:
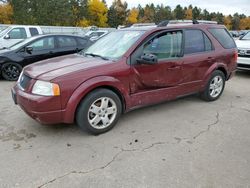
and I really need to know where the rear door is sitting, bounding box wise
[181,29,214,90]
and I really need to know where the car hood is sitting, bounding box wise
[235,40,250,49]
[0,48,12,55]
[24,54,110,80]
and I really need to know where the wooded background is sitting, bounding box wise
[0,0,249,30]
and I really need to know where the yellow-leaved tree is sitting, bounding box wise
[127,8,138,24]
[88,0,108,27]
[185,8,192,19]
[239,17,250,30]
[0,4,13,24]
[77,19,90,27]
[224,16,232,30]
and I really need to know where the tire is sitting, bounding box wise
[1,62,22,81]
[76,88,122,135]
[200,70,226,101]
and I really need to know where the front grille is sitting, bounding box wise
[237,63,250,69]
[19,74,32,90]
[238,55,250,58]
[238,49,250,57]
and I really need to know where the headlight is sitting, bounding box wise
[32,80,60,96]
[17,71,23,83]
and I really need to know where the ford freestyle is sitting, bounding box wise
[12,20,237,134]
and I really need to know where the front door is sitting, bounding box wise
[19,36,56,67]
[129,30,184,107]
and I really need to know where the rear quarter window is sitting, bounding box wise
[208,28,236,49]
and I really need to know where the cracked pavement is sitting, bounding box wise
[0,71,250,188]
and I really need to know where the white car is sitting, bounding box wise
[0,25,43,49]
[84,30,109,41]
[235,32,250,70]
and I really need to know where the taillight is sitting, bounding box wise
[234,50,238,62]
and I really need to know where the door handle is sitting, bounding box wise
[207,57,214,63]
[168,65,181,70]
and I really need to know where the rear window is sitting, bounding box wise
[29,28,39,36]
[208,28,236,49]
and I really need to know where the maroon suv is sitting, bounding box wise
[12,21,237,134]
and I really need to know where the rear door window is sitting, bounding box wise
[184,29,213,54]
[58,36,77,48]
[204,33,213,51]
[8,28,27,39]
[208,28,236,49]
[77,38,87,46]
[29,28,39,36]
[184,30,204,54]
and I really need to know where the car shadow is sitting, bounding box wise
[236,70,250,78]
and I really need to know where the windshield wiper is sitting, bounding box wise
[84,53,110,61]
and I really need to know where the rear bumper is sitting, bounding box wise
[12,85,63,124]
[237,57,250,70]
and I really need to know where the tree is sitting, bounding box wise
[88,0,108,27]
[173,5,184,19]
[239,17,250,30]
[184,6,192,20]
[127,8,138,24]
[232,13,241,30]
[201,9,210,20]
[137,4,144,22]
[192,6,201,19]
[107,0,128,27]
[10,0,76,25]
[224,15,232,30]
[141,4,155,23]
[0,3,13,24]
[70,0,88,26]
[154,4,172,24]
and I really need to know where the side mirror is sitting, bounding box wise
[4,34,10,39]
[90,36,99,41]
[25,46,33,54]
[137,54,158,65]
[239,35,244,40]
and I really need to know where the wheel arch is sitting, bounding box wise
[201,63,228,89]
[62,76,129,123]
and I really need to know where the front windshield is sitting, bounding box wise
[242,32,250,40]
[0,27,10,38]
[84,30,145,60]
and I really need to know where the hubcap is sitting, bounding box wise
[2,64,21,80]
[88,97,117,129]
[209,75,223,98]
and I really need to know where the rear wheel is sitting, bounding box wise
[1,62,22,81]
[200,70,225,101]
[76,88,122,135]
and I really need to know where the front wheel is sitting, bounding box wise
[76,88,122,135]
[1,62,22,81]
[200,70,226,101]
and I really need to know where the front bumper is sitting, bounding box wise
[12,85,63,124]
[237,56,250,70]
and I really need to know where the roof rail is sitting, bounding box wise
[157,20,217,27]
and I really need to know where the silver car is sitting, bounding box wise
[235,32,250,70]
